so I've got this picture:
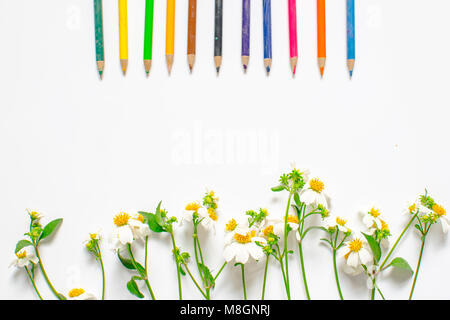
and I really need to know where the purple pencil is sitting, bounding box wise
[242,0,250,72]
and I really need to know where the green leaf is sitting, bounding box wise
[39,218,63,241]
[56,293,67,300]
[199,264,215,289]
[15,240,33,253]
[155,201,164,226]
[294,192,301,207]
[387,257,413,274]
[271,185,285,192]
[362,232,381,263]
[117,252,146,274]
[127,278,144,299]
[179,265,186,276]
[140,212,164,233]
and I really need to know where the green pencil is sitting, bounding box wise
[144,0,154,76]
[93,0,104,79]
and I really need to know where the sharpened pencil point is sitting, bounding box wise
[266,66,270,75]
[320,67,324,78]
[349,70,353,79]
[216,67,220,74]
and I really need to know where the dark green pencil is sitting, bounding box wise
[93,0,104,79]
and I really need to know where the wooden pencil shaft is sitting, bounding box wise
[187,0,197,55]
[144,0,154,61]
[214,0,223,57]
[166,0,175,55]
[242,0,250,57]
[94,0,104,62]
[263,0,272,60]
[119,0,128,60]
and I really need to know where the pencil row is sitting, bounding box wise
[93,0,356,79]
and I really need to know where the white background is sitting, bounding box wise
[1,0,450,300]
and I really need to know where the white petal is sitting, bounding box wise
[118,226,134,244]
[223,244,235,262]
[247,243,264,261]
[235,246,250,264]
[359,248,373,265]
[347,252,359,268]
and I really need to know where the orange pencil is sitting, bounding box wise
[317,0,326,77]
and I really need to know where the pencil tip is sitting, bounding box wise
[349,70,353,79]
[293,66,296,76]
[266,66,270,75]
[243,65,247,73]
[99,71,103,80]
[216,67,220,75]
[320,67,324,78]
[189,65,193,73]
[122,69,127,76]
[146,72,149,78]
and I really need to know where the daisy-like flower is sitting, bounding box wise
[10,246,39,268]
[223,227,266,264]
[27,209,43,221]
[265,214,300,241]
[110,212,134,252]
[340,237,373,275]
[359,205,383,230]
[67,288,96,300]
[431,204,449,233]
[300,178,329,208]
[326,216,352,234]
[183,202,218,233]
[128,214,151,241]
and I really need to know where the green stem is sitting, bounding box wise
[25,266,43,300]
[170,232,183,300]
[241,264,247,300]
[261,255,269,300]
[34,246,62,300]
[332,249,344,300]
[213,262,227,281]
[126,244,156,300]
[182,262,208,299]
[409,235,426,300]
[96,243,106,300]
[370,284,376,300]
[282,192,292,299]
[376,285,386,300]
[298,241,311,300]
[379,213,418,270]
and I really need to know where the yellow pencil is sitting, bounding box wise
[166,0,176,74]
[119,0,128,75]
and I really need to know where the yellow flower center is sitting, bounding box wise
[369,207,381,218]
[185,202,201,211]
[90,233,98,240]
[208,208,218,221]
[432,204,446,217]
[336,217,347,226]
[286,215,299,224]
[309,178,325,193]
[345,238,363,259]
[114,212,130,227]
[136,214,145,223]
[16,251,27,259]
[68,288,85,298]
[263,225,274,237]
[408,203,416,214]
[226,219,237,232]
[234,230,256,244]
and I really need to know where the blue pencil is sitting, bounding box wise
[347,0,355,78]
[262,0,272,74]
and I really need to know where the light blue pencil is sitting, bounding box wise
[347,0,355,78]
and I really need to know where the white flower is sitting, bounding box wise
[325,216,352,234]
[109,212,134,252]
[67,288,96,300]
[300,178,329,208]
[339,237,373,276]
[183,203,218,233]
[223,227,266,264]
[128,214,151,241]
[264,214,300,241]
[359,205,383,229]
[10,246,39,268]
[431,204,449,233]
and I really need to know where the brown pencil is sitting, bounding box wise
[187,0,197,72]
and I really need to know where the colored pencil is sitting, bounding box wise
[93,0,104,79]
[118,0,128,75]
[214,0,223,74]
[288,0,298,76]
[347,0,355,78]
[144,0,154,76]
[166,0,175,74]
[317,0,326,77]
[262,0,272,75]
[242,0,250,72]
[187,0,197,72]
